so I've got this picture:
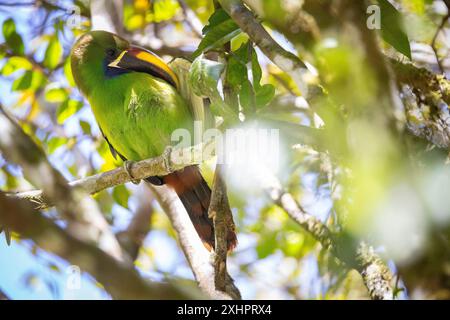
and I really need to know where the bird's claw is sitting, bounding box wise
[163,146,173,173]
[123,160,141,185]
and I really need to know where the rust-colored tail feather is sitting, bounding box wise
[160,166,236,251]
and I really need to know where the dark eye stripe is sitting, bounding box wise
[106,49,116,57]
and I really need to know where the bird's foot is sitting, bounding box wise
[163,146,173,173]
[123,160,141,185]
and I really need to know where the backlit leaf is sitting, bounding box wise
[112,185,130,209]
[193,9,240,58]
[44,36,63,69]
[47,136,66,154]
[45,88,68,103]
[12,71,32,91]
[255,84,275,108]
[2,18,24,55]
[378,0,412,59]
[56,99,83,124]
[79,120,91,134]
[1,57,32,75]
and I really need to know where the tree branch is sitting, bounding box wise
[356,242,394,300]
[238,0,450,151]
[390,59,450,106]
[260,170,394,300]
[9,141,213,207]
[86,0,239,299]
[218,0,318,97]
[6,136,240,299]
[149,184,239,299]
[4,126,393,299]
[0,104,124,260]
[390,59,450,148]
[0,192,200,299]
[4,130,243,299]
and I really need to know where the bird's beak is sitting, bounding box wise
[108,46,179,88]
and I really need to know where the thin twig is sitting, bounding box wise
[177,0,203,38]
[431,13,450,74]
[259,169,394,300]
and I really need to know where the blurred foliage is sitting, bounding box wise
[0,0,449,300]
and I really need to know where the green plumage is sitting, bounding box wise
[70,31,238,251]
[71,31,193,161]
[92,72,192,160]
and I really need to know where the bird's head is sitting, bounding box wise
[70,30,178,96]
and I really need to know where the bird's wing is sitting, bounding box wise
[99,125,164,185]
[99,125,125,161]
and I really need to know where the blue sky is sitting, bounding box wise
[0,238,108,299]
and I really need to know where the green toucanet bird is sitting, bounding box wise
[70,30,236,251]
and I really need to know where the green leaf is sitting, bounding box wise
[153,0,180,23]
[11,70,46,91]
[12,71,32,91]
[6,33,24,56]
[2,18,15,39]
[250,46,275,108]
[79,120,91,134]
[45,88,68,103]
[2,18,24,55]
[48,263,61,273]
[401,0,426,14]
[47,136,66,154]
[56,99,83,124]
[226,55,247,88]
[378,0,411,59]
[0,47,5,60]
[112,185,130,209]
[30,70,46,90]
[1,56,32,75]
[226,41,250,88]
[63,57,75,87]
[44,36,63,69]
[189,55,237,120]
[202,8,231,35]
[193,9,240,58]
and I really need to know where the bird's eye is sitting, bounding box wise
[106,48,117,58]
